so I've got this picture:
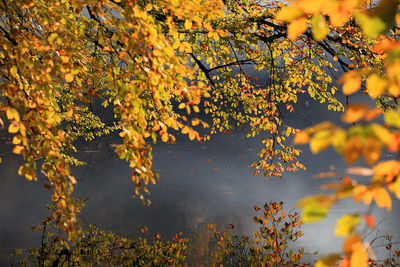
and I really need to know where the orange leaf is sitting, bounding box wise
[287,17,308,40]
[363,136,381,165]
[343,135,362,164]
[353,184,372,205]
[339,71,361,95]
[12,145,25,154]
[364,215,375,228]
[342,104,369,123]
[350,244,368,267]
[293,131,310,144]
[373,160,400,179]
[364,108,382,121]
[343,234,362,255]
[372,187,392,211]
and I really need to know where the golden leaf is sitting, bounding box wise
[287,17,308,40]
[373,160,400,178]
[275,5,303,22]
[372,187,392,211]
[161,132,168,142]
[363,136,381,165]
[65,73,74,83]
[12,135,22,145]
[343,234,362,255]
[6,108,20,121]
[8,122,19,134]
[342,104,369,123]
[388,177,400,199]
[339,71,361,95]
[335,214,360,237]
[309,129,333,153]
[343,135,362,164]
[184,19,192,30]
[12,145,25,154]
[366,73,388,99]
[293,131,310,144]
[350,243,368,267]
[353,184,372,205]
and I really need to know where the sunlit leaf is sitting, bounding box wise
[287,17,308,40]
[339,71,361,95]
[335,214,360,237]
[342,104,368,123]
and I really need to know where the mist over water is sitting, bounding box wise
[1,92,399,266]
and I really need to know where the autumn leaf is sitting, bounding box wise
[13,145,25,154]
[372,187,392,211]
[315,254,341,267]
[364,215,375,228]
[339,71,361,95]
[65,73,74,83]
[335,214,360,236]
[309,129,333,153]
[287,17,308,40]
[293,130,310,144]
[366,73,388,99]
[343,135,363,164]
[341,104,369,123]
[363,136,381,165]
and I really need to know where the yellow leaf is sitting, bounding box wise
[12,135,22,145]
[12,145,25,154]
[363,136,381,165]
[184,19,192,30]
[350,244,368,267]
[335,214,360,237]
[178,103,185,109]
[373,160,400,178]
[388,177,400,199]
[315,254,341,267]
[161,132,168,142]
[366,73,388,99]
[310,129,333,154]
[287,17,308,40]
[275,5,303,22]
[388,84,400,97]
[188,129,195,140]
[339,71,361,95]
[370,123,392,146]
[181,126,189,134]
[342,104,368,123]
[193,105,199,113]
[8,122,19,134]
[6,108,20,121]
[372,187,392,211]
[65,73,74,83]
[293,131,310,144]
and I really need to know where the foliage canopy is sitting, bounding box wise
[2,0,400,265]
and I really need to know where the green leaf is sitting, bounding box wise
[384,110,400,128]
[311,14,329,41]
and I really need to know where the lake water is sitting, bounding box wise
[1,93,399,266]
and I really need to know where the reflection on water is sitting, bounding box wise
[1,96,400,265]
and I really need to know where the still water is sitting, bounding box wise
[1,94,399,266]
